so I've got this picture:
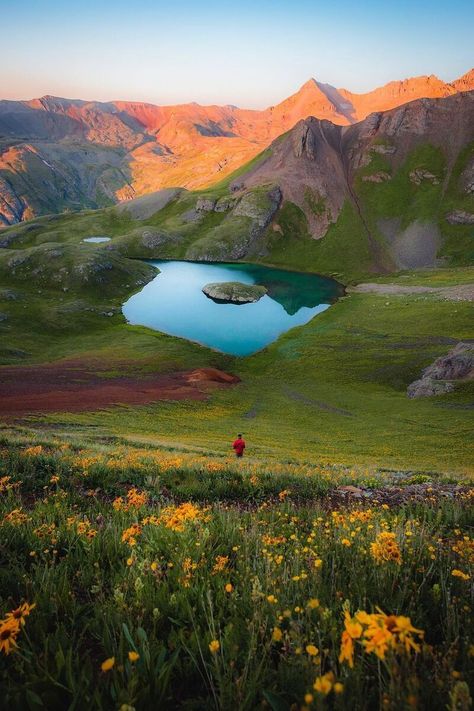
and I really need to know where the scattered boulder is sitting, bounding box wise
[409,169,440,185]
[446,209,474,225]
[196,197,217,212]
[362,171,391,183]
[407,378,454,398]
[0,289,19,301]
[233,186,282,227]
[407,342,474,398]
[337,485,365,498]
[202,281,268,304]
[215,195,238,212]
[141,230,169,249]
[371,144,396,155]
[461,159,474,194]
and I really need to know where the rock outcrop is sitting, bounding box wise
[409,169,440,185]
[362,171,391,183]
[446,209,474,225]
[202,282,267,304]
[407,342,474,398]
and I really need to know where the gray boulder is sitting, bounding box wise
[196,197,217,212]
[407,342,474,398]
[446,210,474,225]
[409,169,440,185]
[407,378,454,399]
[362,171,391,183]
[423,342,474,380]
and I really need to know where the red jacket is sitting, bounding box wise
[233,438,246,455]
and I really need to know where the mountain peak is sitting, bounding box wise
[296,78,320,95]
[452,68,474,91]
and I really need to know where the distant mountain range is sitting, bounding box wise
[0,69,473,226]
[3,90,472,282]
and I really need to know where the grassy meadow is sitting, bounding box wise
[5,268,470,474]
[0,438,473,710]
[0,190,473,709]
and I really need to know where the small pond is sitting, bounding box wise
[82,236,111,243]
[122,261,343,356]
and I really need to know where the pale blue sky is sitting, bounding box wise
[1,0,472,106]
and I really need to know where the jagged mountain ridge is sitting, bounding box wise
[0,69,473,226]
[113,91,474,277]
[2,92,472,282]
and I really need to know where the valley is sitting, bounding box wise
[0,63,473,710]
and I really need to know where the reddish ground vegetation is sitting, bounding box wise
[0,361,240,418]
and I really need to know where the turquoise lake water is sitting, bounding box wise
[122,261,343,356]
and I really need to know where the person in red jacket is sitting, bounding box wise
[232,434,246,458]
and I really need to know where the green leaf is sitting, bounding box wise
[122,623,136,650]
[262,690,291,711]
[25,689,44,709]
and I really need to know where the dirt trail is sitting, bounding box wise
[0,362,239,418]
[348,283,474,301]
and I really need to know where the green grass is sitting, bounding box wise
[355,144,446,227]
[260,201,376,281]
[2,280,471,473]
[438,142,474,266]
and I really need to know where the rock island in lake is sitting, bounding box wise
[202,281,267,304]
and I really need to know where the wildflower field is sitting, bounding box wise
[0,436,472,710]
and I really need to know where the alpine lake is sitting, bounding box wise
[122,260,343,356]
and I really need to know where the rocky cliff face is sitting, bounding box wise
[1,69,472,226]
[231,92,474,267]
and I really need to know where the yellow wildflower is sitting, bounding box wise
[121,524,142,547]
[212,555,229,574]
[314,671,334,695]
[101,657,115,671]
[370,532,402,565]
[209,640,220,654]
[5,602,35,627]
[272,627,282,642]
[0,619,20,655]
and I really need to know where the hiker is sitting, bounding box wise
[232,434,246,458]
